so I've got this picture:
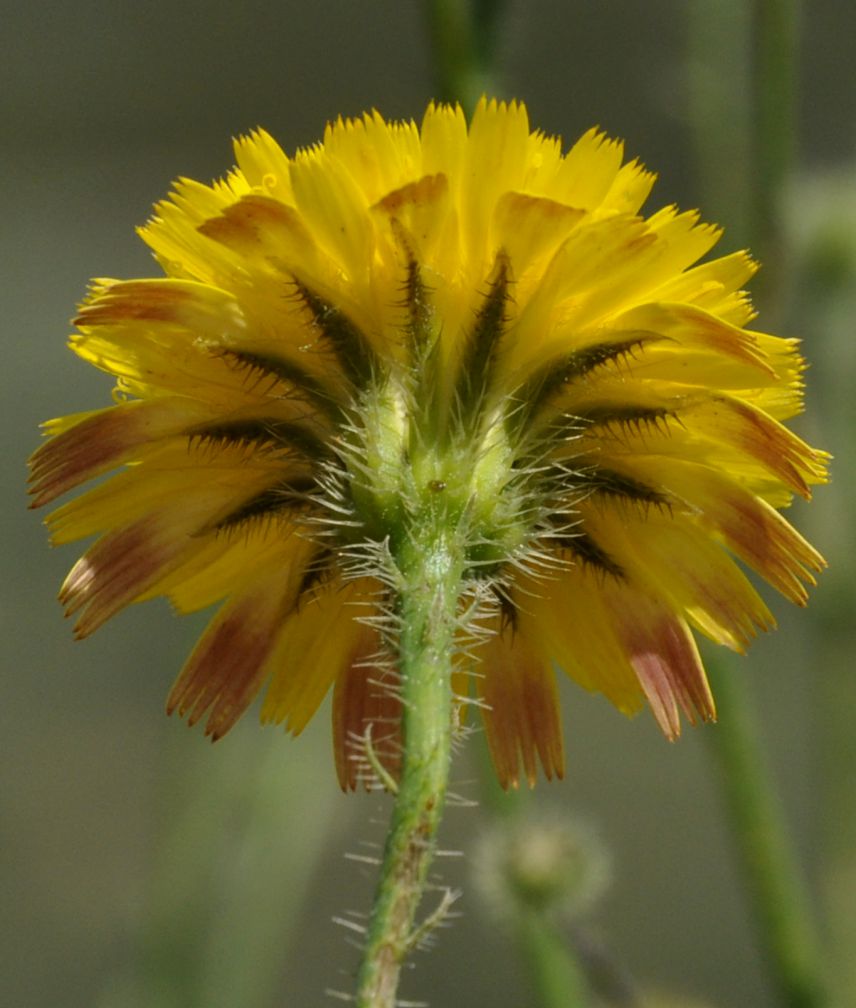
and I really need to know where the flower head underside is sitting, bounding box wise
[29,99,827,789]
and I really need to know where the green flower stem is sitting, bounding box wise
[426,0,507,112]
[685,1,752,248]
[753,0,799,278]
[517,909,588,1008]
[688,7,824,1001]
[354,516,465,1007]
[474,741,591,1008]
[707,657,827,1008]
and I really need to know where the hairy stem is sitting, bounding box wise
[354,515,464,1007]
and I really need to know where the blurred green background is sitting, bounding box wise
[3,2,854,1005]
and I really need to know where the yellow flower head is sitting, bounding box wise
[30,99,827,789]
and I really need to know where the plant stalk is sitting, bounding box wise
[426,0,507,113]
[354,517,464,1007]
[517,910,588,1008]
[752,0,800,313]
[707,658,827,1008]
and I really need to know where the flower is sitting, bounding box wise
[475,811,611,922]
[29,99,827,790]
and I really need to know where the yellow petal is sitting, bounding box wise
[528,568,645,717]
[260,578,378,735]
[322,111,421,203]
[549,127,624,211]
[289,146,375,285]
[232,127,295,202]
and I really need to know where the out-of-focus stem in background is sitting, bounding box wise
[426,0,508,112]
[705,659,827,1008]
[752,0,800,308]
[688,3,829,1006]
[685,1,753,251]
[794,163,856,1008]
[98,731,343,1008]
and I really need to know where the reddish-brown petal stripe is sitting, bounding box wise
[28,398,213,508]
[332,632,402,791]
[603,587,715,739]
[197,194,320,273]
[75,278,241,333]
[694,395,827,498]
[588,401,822,508]
[478,624,564,789]
[635,458,826,604]
[612,302,776,378]
[581,506,775,652]
[490,191,585,276]
[58,514,204,639]
[373,173,448,215]
[712,490,826,605]
[370,173,454,267]
[166,575,294,740]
